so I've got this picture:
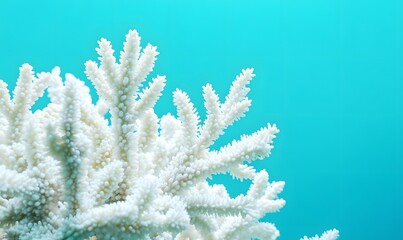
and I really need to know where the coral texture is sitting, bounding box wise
[0,29,338,240]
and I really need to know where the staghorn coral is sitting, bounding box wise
[0,29,338,240]
[301,229,340,240]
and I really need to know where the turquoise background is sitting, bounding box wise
[0,0,402,239]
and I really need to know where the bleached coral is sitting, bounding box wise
[0,29,338,240]
[301,229,340,240]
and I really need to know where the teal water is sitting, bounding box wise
[1,0,402,239]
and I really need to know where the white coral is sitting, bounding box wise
[0,29,338,240]
[301,229,340,240]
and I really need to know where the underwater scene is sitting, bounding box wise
[0,0,402,239]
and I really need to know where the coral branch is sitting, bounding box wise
[301,229,340,240]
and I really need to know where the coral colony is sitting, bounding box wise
[0,29,338,240]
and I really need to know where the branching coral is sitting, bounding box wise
[0,29,338,240]
[301,229,340,240]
